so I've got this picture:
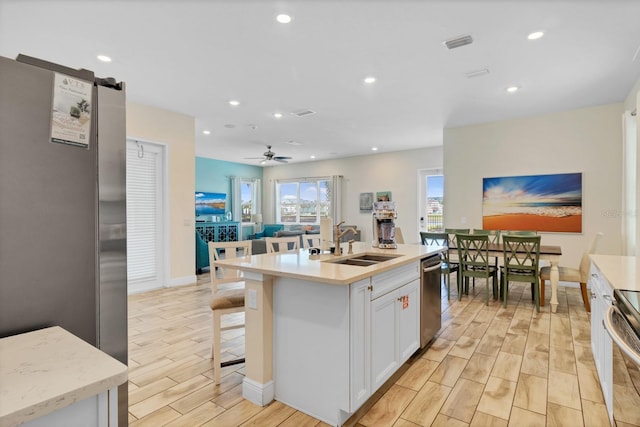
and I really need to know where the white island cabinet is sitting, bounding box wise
[214,242,442,427]
[589,254,640,426]
[273,261,420,425]
[0,326,127,427]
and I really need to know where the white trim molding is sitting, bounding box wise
[243,378,274,407]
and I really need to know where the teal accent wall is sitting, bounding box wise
[195,157,263,231]
[196,157,262,193]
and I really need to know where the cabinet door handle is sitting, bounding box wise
[367,285,373,292]
[590,292,596,299]
[591,273,598,278]
[603,294,612,301]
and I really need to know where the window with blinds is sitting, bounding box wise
[126,141,163,288]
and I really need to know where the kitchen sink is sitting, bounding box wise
[323,253,402,266]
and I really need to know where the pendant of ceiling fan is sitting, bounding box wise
[244,145,292,163]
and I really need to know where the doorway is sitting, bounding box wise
[418,169,444,232]
[126,139,167,294]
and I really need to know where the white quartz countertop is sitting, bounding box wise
[0,326,128,427]
[214,242,445,285]
[590,254,640,291]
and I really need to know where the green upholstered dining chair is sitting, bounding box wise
[500,234,541,311]
[420,231,458,300]
[473,229,501,244]
[502,230,537,237]
[472,229,501,285]
[456,233,498,305]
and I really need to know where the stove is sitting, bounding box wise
[608,289,640,366]
[614,289,640,340]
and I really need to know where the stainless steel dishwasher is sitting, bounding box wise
[421,254,442,348]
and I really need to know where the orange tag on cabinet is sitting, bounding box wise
[402,295,409,309]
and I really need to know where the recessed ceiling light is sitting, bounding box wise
[371,147,378,151]
[229,100,240,106]
[527,31,545,40]
[310,155,316,159]
[364,76,376,84]
[202,130,211,135]
[273,112,283,119]
[97,55,111,62]
[506,86,520,93]
[276,14,292,24]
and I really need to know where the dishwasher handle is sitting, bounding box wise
[422,262,442,273]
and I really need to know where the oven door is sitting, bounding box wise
[603,304,640,366]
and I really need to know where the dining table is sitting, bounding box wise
[450,243,563,312]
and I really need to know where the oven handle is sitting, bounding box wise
[603,305,640,366]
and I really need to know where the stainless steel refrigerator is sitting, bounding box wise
[0,54,128,425]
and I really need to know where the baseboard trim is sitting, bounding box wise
[167,275,197,288]
[243,378,274,406]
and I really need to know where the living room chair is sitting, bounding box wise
[500,235,541,311]
[420,231,458,300]
[265,236,300,253]
[456,233,498,305]
[208,240,252,384]
[539,232,603,313]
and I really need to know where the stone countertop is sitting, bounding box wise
[0,326,128,427]
[590,254,640,291]
[213,241,445,285]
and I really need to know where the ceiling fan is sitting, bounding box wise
[245,145,292,164]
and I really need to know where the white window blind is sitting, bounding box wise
[126,142,161,284]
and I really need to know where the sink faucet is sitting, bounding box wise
[334,221,358,256]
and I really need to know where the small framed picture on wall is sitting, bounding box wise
[376,191,392,202]
[360,192,374,212]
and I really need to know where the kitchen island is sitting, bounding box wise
[0,326,127,427]
[213,241,444,426]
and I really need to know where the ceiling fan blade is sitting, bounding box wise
[273,156,292,160]
[244,156,266,159]
[274,158,288,163]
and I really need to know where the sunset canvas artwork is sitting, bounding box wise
[482,173,582,233]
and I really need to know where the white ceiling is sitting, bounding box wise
[1,1,639,166]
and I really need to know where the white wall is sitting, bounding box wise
[127,102,196,287]
[261,147,443,243]
[443,103,624,268]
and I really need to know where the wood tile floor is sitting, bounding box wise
[127,272,640,426]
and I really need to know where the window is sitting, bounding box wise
[240,180,253,222]
[276,178,332,224]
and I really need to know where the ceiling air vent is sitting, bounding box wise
[291,109,316,117]
[465,68,490,78]
[444,35,473,50]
